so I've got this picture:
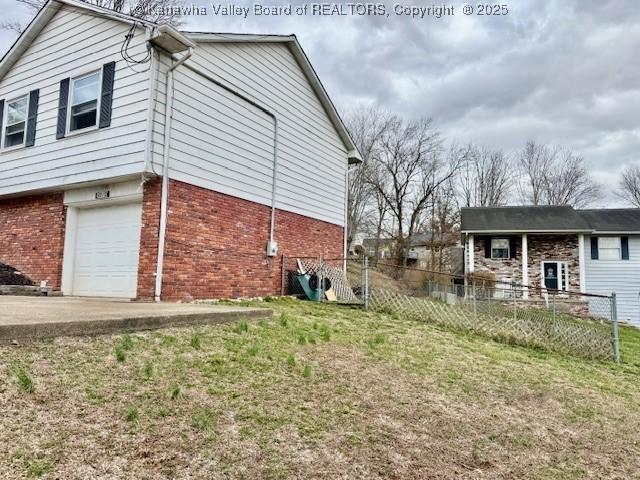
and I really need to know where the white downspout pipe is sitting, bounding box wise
[154,47,193,302]
[343,164,349,271]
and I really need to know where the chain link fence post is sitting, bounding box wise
[316,255,323,303]
[364,255,369,310]
[512,281,517,321]
[611,292,621,364]
[552,291,556,322]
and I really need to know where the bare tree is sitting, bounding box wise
[456,143,513,207]
[344,106,392,253]
[618,165,640,207]
[517,141,601,208]
[3,0,185,32]
[369,116,460,264]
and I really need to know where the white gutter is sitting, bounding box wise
[154,46,193,302]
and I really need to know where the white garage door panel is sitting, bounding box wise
[73,203,142,298]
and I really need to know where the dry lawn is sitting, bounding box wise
[1,299,639,479]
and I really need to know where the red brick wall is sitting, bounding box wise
[0,193,66,289]
[137,179,344,300]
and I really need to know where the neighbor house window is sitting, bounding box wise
[598,236,621,260]
[69,71,100,132]
[3,95,28,148]
[491,238,510,259]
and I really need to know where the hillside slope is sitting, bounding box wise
[1,300,639,479]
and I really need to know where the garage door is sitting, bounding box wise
[72,203,142,298]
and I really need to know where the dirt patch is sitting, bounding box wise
[0,263,34,286]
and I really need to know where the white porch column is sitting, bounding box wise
[578,234,586,293]
[522,233,529,299]
[468,234,475,274]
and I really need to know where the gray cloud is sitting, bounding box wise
[1,0,639,206]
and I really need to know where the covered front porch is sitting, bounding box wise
[466,233,586,299]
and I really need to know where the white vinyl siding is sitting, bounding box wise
[0,7,149,196]
[584,235,640,326]
[152,42,348,226]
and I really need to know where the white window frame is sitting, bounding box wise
[66,69,102,136]
[491,238,510,260]
[597,236,621,261]
[540,260,569,292]
[1,93,30,151]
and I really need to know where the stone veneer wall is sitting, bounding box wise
[527,234,580,291]
[473,234,580,293]
[473,236,522,285]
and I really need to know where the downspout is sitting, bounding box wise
[154,47,193,302]
[343,164,349,271]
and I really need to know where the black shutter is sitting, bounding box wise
[0,99,4,146]
[484,236,492,258]
[590,237,599,260]
[99,61,116,129]
[25,89,39,147]
[621,236,630,260]
[56,78,70,139]
[509,236,517,259]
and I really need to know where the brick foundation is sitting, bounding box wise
[0,192,66,289]
[137,179,344,301]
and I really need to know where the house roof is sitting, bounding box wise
[577,209,640,233]
[460,206,593,233]
[0,0,362,164]
[461,205,640,234]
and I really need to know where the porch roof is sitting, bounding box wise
[460,206,592,234]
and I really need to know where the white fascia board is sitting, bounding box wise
[461,229,592,234]
[591,231,640,235]
[184,32,295,43]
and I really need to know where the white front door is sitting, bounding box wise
[72,203,142,298]
[541,261,568,291]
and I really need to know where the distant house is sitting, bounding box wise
[0,0,361,300]
[460,206,640,326]
[360,232,462,274]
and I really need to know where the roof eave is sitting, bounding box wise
[461,229,593,234]
[0,0,62,82]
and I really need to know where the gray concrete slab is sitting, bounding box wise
[0,296,272,343]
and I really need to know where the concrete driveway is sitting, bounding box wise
[0,296,272,343]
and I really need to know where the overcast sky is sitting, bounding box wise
[2,0,639,206]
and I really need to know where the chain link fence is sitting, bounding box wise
[364,261,620,362]
[279,255,620,362]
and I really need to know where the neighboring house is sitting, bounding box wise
[406,232,462,274]
[0,0,361,300]
[460,206,640,326]
[362,237,395,261]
